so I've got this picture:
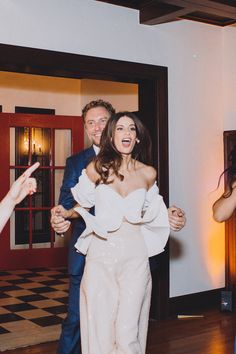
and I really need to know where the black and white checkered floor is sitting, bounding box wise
[0,267,68,351]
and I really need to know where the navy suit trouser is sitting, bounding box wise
[57,252,85,354]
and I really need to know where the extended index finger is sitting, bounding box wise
[24,162,40,178]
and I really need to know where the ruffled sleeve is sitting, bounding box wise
[71,169,108,255]
[140,182,170,257]
[71,169,95,208]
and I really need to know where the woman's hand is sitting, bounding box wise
[8,162,39,205]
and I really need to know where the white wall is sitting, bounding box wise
[222,27,236,131]
[80,79,138,112]
[0,0,227,297]
[0,71,82,115]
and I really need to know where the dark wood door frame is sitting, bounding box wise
[0,43,169,319]
[224,131,236,294]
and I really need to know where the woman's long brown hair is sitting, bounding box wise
[94,111,152,185]
[216,144,236,198]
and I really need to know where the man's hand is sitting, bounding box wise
[168,205,186,231]
[51,205,71,234]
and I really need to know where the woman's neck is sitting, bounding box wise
[120,154,134,172]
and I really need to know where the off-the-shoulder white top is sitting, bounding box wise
[71,169,170,257]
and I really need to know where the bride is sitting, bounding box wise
[54,112,170,354]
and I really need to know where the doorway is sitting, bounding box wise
[0,113,84,270]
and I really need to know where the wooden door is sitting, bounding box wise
[0,113,84,270]
[224,130,236,290]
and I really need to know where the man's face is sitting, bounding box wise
[84,106,110,146]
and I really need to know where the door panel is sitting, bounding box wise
[0,113,84,270]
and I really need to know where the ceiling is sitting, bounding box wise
[96,0,236,26]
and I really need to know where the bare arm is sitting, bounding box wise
[0,162,39,233]
[213,187,236,222]
[143,166,186,231]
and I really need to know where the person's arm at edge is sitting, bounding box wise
[0,162,39,233]
[213,184,236,222]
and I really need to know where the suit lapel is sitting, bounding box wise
[83,146,96,167]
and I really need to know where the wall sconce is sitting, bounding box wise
[18,127,50,166]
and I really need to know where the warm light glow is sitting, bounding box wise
[23,128,44,155]
[202,173,225,288]
[205,221,225,286]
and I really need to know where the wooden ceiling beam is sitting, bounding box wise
[140,2,196,25]
[156,0,236,19]
[97,0,236,26]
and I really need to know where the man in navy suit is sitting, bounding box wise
[52,99,115,354]
[51,99,186,354]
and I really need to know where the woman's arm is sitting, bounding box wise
[213,186,236,222]
[0,162,39,233]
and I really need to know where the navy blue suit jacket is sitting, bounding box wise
[59,146,95,275]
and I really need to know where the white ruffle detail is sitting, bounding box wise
[71,170,170,257]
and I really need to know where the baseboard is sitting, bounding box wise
[169,288,225,316]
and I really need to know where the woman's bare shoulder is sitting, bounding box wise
[135,161,157,186]
[86,161,100,183]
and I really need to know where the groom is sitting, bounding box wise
[51,99,186,354]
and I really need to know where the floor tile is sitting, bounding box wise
[52,273,69,279]
[28,276,52,282]
[0,298,23,306]
[30,286,56,294]
[55,296,68,304]
[31,315,62,327]
[42,290,68,299]
[0,326,10,334]
[0,285,21,292]
[18,309,52,319]
[8,270,35,275]
[10,278,33,285]
[0,281,12,287]
[1,319,40,332]
[52,284,69,291]
[36,270,63,276]
[28,299,62,309]
[44,305,67,315]
[4,303,37,312]
[41,279,64,286]
[0,313,24,323]
[5,289,35,297]
[0,292,10,299]
[57,313,67,319]
[17,282,42,289]
[0,308,11,315]
[18,294,47,302]
[0,275,21,281]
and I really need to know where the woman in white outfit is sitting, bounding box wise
[56,112,170,354]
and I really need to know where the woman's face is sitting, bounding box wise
[113,116,137,155]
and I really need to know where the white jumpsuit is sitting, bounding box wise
[71,170,170,354]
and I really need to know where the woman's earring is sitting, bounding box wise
[136,138,140,143]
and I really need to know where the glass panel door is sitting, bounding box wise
[0,113,84,269]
